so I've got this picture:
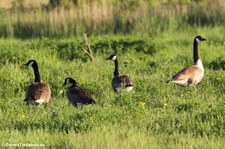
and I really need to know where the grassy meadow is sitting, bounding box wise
[0,0,225,148]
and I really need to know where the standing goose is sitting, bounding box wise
[63,77,95,107]
[168,36,206,86]
[106,54,133,92]
[24,60,51,104]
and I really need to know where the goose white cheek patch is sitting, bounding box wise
[112,56,117,60]
[195,38,201,43]
[29,61,34,66]
[66,79,70,84]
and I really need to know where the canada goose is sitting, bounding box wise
[106,54,133,92]
[24,60,51,104]
[168,36,206,86]
[63,77,95,107]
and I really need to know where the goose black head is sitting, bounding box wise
[105,54,117,61]
[24,60,37,67]
[63,77,77,86]
[195,36,206,43]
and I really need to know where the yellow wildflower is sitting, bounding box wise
[163,103,167,108]
[19,114,26,120]
[59,89,64,95]
[139,101,146,109]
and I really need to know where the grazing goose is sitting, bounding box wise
[168,36,206,86]
[24,60,51,104]
[106,54,133,92]
[63,77,95,107]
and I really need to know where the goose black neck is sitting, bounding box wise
[71,83,77,87]
[114,59,119,76]
[193,40,199,64]
[32,62,41,82]
[69,83,77,89]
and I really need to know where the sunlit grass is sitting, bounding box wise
[0,29,224,147]
[1,128,224,148]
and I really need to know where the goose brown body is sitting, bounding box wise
[63,78,95,107]
[112,75,133,92]
[24,60,51,104]
[168,36,206,86]
[170,60,204,86]
[25,82,51,103]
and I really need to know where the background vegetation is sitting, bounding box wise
[0,0,224,148]
[0,0,225,38]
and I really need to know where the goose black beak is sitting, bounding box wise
[23,62,29,66]
[105,57,111,60]
[22,64,29,69]
[20,64,27,68]
[202,38,206,41]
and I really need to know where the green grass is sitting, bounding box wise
[1,128,224,148]
[0,27,225,148]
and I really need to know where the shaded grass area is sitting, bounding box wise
[0,28,225,147]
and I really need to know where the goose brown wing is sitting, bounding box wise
[172,66,200,81]
[77,87,95,104]
[120,75,133,87]
[67,86,95,106]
